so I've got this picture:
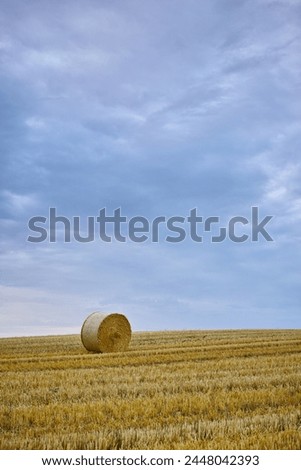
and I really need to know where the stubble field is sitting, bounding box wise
[0,329,300,450]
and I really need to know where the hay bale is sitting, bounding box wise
[81,312,132,353]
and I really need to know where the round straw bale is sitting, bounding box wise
[81,312,131,353]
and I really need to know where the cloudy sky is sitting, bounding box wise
[1,0,300,337]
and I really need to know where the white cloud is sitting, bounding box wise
[25,116,47,130]
[0,38,12,50]
[264,163,300,202]
[1,190,39,214]
[0,285,86,337]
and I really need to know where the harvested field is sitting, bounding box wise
[0,329,300,449]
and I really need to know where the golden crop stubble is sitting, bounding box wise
[0,329,300,450]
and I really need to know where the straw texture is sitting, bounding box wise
[81,312,132,353]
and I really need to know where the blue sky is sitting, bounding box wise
[0,0,300,336]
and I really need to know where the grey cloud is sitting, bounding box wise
[0,0,300,334]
